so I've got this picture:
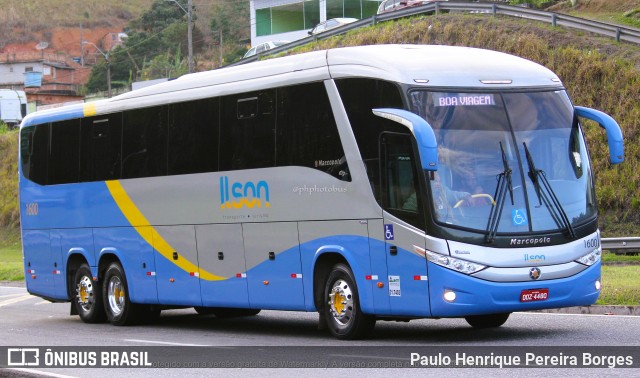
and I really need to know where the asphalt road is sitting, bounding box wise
[1,284,639,377]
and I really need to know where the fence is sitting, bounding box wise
[602,237,640,254]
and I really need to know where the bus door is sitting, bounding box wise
[196,224,249,308]
[154,226,202,306]
[380,132,431,317]
[244,222,305,310]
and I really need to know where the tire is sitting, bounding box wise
[465,313,511,328]
[323,263,375,340]
[102,262,142,326]
[73,263,106,323]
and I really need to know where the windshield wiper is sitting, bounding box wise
[523,142,576,238]
[485,142,514,243]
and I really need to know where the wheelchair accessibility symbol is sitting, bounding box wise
[384,224,394,240]
[512,209,528,226]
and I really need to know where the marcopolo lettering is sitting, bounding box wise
[510,237,551,246]
[219,176,270,209]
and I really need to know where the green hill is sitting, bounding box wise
[2,10,639,243]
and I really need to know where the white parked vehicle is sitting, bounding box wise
[308,18,358,35]
[0,89,27,128]
[243,41,290,59]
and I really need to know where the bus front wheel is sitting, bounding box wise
[102,262,142,326]
[323,263,375,340]
[73,263,106,323]
[465,313,511,328]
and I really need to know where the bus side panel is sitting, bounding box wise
[154,225,202,306]
[382,219,431,317]
[428,261,601,317]
[197,223,250,308]
[59,228,96,269]
[22,230,56,299]
[298,220,374,314]
[366,219,391,315]
[244,222,305,310]
[49,231,67,300]
[93,227,158,305]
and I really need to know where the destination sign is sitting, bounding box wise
[434,94,496,107]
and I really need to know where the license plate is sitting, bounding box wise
[520,288,549,302]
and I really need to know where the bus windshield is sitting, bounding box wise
[410,90,596,236]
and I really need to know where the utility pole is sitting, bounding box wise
[187,0,193,73]
[212,29,223,67]
[166,0,194,73]
[80,23,84,67]
[82,41,111,97]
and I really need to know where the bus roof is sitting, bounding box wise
[21,44,563,128]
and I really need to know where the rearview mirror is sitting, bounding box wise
[575,106,624,164]
[372,108,438,171]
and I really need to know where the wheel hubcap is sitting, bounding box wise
[107,276,125,316]
[76,276,94,312]
[328,279,354,327]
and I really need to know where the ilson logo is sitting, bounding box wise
[219,176,270,209]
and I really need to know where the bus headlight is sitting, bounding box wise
[576,247,602,266]
[425,251,486,275]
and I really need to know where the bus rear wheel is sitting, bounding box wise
[465,313,510,328]
[323,263,375,340]
[73,263,106,323]
[102,262,142,326]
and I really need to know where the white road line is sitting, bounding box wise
[35,300,52,305]
[0,293,25,298]
[6,368,79,378]
[0,294,35,307]
[123,338,213,347]
[0,286,27,290]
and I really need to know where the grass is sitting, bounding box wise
[597,265,640,305]
[602,252,640,264]
[0,245,23,281]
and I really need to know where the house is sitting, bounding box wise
[0,48,88,107]
[250,0,382,46]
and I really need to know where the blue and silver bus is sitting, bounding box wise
[19,45,624,339]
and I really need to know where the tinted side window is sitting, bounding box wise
[335,79,404,200]
[80,114,122,182]
[168,98,219,175]
[122,106,168,179]
[276,82,349,181]
[20,124,49,185]
[219,90,276,171]
[49,119,80,185]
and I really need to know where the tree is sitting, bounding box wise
[210,0,250,64]
[84,0,205,92]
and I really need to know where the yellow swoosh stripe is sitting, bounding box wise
[83,102,97,117]
[106,180,224,281]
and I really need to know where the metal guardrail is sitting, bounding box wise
[601,237,640,254]
[230,1,640,67]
